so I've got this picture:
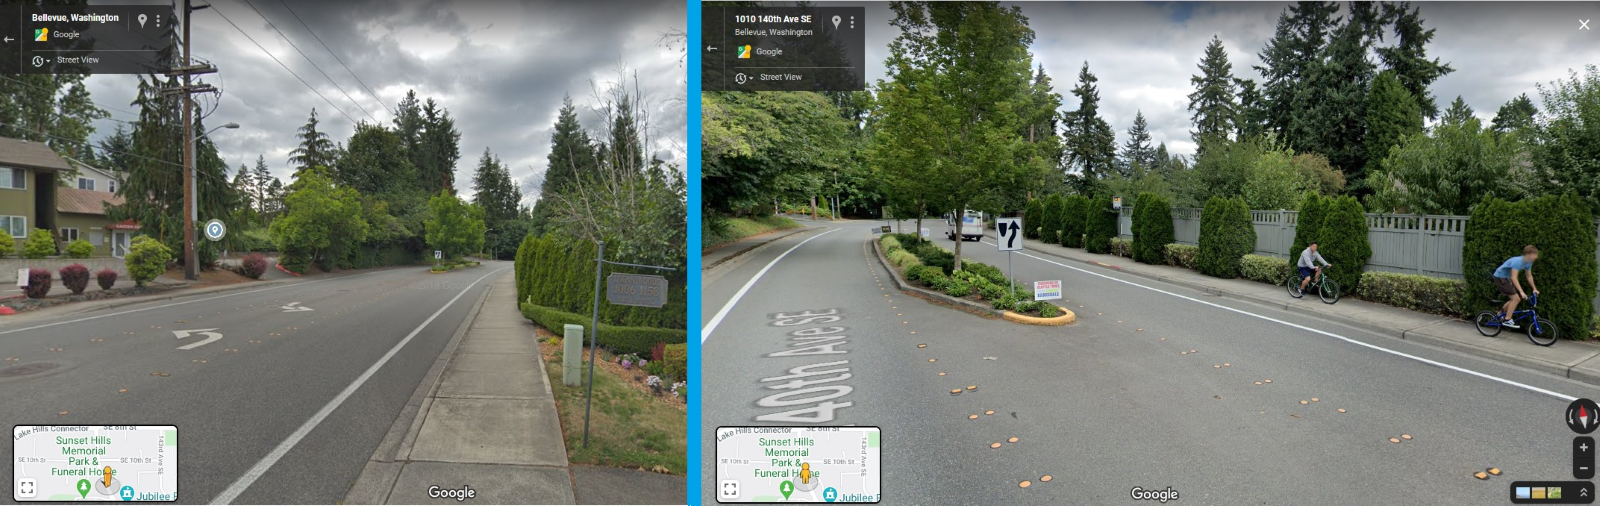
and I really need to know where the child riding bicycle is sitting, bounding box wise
[1492,245,1540,329]
[1298,241,1332,292]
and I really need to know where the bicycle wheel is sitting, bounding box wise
[1286,275,1304,298]
[1528,317,1560,347]
[1319,278,1341,304]
[1475,311,1503,337]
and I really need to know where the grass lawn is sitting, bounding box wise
[543,342,686,475]
[705,215,801,250]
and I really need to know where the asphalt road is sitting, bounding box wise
[701,220,1600,505]
[0,261,511,504]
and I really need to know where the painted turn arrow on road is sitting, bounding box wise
[173,328,223,350]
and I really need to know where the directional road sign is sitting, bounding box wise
[995,217,1022,251]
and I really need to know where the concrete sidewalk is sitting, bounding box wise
[343,271,686,504]
[345,272,575,504]
[1009,237,1600,387]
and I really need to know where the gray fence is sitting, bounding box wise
[1115,206,1600,312]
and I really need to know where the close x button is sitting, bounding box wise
[1511,481,1595,504]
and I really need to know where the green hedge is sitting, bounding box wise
[1197,196,1255,279]
[1108,238,1133,258]
[1062,195,1090,248]
[1464,193,1597,338]
[1164,244,1199,269]
[1084,195,1119,254]
[1355,271,1468,316]
[1319,196,1372,293]
[1289,193,1325,270]
[520,303,686,355]
[1239,254,1291,285]
[1040,194,1066,245]
[1132,192,1175,264]
[22,229,54,258]
[887,248,921,268]
[1024,199,1043,240]
[514,233,686,330]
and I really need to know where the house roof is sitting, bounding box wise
[0,137,72,173]
[56,187,124,216]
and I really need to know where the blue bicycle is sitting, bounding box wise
[1475,293,1559,346]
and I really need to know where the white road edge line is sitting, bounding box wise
[209,268,508,504]
[988,242,1577,402]
[0,270,386,336]
[702,228,840,343]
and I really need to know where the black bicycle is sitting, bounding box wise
[1475,293,1559,346]
[1287,266,1340,304]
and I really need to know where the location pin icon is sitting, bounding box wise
[779,480,794,500]
[137,14,147,28]
[76,479,91,498]
[832,15,841,30]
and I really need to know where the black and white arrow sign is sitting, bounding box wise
[995,217,1022,251]
[280,302,314,312]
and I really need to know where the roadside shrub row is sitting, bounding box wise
[515,233,686,330]
[1355,271,1469,316]
[1164,244,1200,269]
[1239,254,1290,285]
[520,303,686,356]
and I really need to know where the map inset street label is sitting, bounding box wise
[716,426,880,503]
[13,426,177,502]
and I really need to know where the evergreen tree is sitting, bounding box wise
[418,99,462,194]
[336,121,414,196]
[1235,78,1268,140]
[288,108,338,176]
[251,155,272,214]
[96,124,133,172]
[1291,1,1380,188]
[1188,36,1238,147]
[1063,61,1116,185]
[0,73,108,183]
[1491,93,1538,136]
[1120,110,1156,175]
[392,90,425,160]
[1364,70,1423,171]
[1440,95,1475,126]
[1254,1,1340,139]
[1376,2,1454,119]
[473,148,522,258]
[232,163,254,210]
[540,94,596,200]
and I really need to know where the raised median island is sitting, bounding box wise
[872,233,1074,325]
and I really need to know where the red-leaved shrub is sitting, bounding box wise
[240,253,268,279]
[96,268,118,290]
[59,264,89,295]
[23,268,51,299]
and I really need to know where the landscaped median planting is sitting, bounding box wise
[877,233,1074,325]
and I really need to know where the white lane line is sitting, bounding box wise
[0,270,386,336]
[994,244,1577,402]
[209,268,508,504]
[702,228,840,343]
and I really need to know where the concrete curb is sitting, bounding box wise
[1018,243,1600,386]
[1002,307,1076,326]
[702,226,814,272]
[870,237,1007,319]
[59,278,292,314]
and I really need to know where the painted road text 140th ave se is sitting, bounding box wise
[756,309,854,423]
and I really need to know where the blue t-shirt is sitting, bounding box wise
[1494,256,1531,279]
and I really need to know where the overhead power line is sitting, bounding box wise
[236,0,378,123]
[276,0,393,115]
[206,1,360,125]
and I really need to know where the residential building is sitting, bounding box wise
[0,137,67,253]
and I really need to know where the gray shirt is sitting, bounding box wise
[1298,248,1330,268]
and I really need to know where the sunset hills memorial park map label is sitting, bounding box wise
[14,426,177,501]
[716,426,880,503]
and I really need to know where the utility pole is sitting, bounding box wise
[162,0,216,281]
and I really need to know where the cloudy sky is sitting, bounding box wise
[841,1,1600,158]
[84,0,686,205]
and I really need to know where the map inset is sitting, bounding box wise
[716,426,880,503]
[13,426,177,502]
